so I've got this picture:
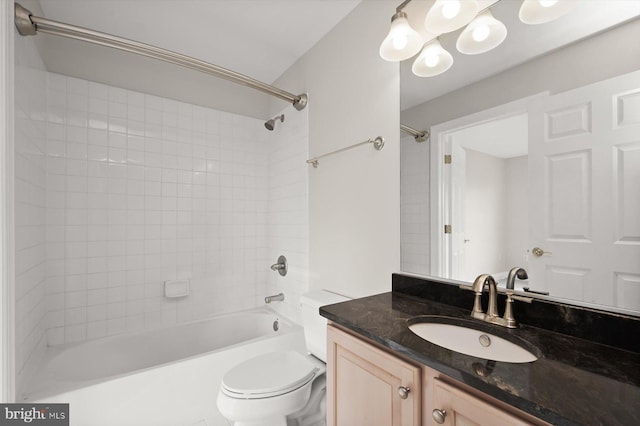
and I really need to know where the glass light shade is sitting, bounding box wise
[424,0,480,34]
[519,0,578,25]
[412,40,454,77]
[379,11,423,62]
[456,11,507,55]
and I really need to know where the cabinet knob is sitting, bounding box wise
[397,386,410,399]
[432,408,447,424]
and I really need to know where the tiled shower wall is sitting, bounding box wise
[43,73,281,345]
[400,133,430,275]
[266,105,309,323]
[14,30,48,384]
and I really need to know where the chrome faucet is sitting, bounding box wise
[506,267,528,290]
[471,273,528,328]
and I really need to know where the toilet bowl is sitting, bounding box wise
[216,290,349,426]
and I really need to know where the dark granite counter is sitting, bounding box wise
[319,274,640,426]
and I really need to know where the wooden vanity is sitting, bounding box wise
[327,324,548,426]
[320,274,640,426]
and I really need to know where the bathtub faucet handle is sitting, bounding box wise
[270,255,288,276]
[265,293,285,304]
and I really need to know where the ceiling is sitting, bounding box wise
[25,0,361,118]
[36,0,361,85]
[20,0,640,117]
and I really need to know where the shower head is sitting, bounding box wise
[265,114,285,131]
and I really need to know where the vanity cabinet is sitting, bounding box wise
[327,324,548,426]
[423,367,546,426]
[326,324,422,426]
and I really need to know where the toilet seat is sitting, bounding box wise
[221,351,320,399]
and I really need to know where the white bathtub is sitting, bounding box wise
[23,308,307,426]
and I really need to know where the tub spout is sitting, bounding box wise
[265,293,285,304]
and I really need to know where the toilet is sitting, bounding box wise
[216,290,349,426]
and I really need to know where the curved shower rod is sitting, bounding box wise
[400,124,429,142]
[13,3,308,111]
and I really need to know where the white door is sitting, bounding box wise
[446,142,467,280]
[528,70,640,310]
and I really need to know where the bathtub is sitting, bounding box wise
[22,308,307,426]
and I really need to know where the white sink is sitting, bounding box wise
[408,319,538,363]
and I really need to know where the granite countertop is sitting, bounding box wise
[320,290,640,426]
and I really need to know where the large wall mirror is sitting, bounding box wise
[399,1,640,315]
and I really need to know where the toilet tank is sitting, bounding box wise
[300,290,350,362]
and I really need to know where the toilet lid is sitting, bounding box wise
[221,351,318,399]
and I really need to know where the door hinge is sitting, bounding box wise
[444,154,452,164]
[444,224,452,234]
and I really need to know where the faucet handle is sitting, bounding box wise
[470,274,490,320]
[503,292,517,328]
[270,255,287,276]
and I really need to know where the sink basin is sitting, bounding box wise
[407,316,538,363]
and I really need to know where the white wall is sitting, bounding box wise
[273,1,400,297]
[1,0,16,402]
[13,20,48,395]
[463,149,506,279]
[505,156,528,268]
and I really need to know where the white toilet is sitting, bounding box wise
[216,290,349,426]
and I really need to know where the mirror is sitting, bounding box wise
[399,3,640,315]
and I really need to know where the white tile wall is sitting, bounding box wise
[43,73,285,345]
[400,134,430,275]
[266,106,309,323]
[14,29,48,388]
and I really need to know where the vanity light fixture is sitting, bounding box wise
[380,0,579,77]
[412,39,454,77]
[519,0,578,25]
[379,8,423,61]
[456,10,507,55]
[424,0,480,34]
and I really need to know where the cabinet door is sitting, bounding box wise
[326,325,421,426]
[431,378,535,426]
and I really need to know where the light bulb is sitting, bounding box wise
[425,0,479,34]
[456,10,507,55]
[393,35,408,50]
[472,25,490,42]
[425,54,440,68]
[412,40,453,77]
[379,11,423,61]
[441,1,461,19]
[519,0,578,25]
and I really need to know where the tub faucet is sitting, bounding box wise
[265,293,284,304]
[506,267,528,290]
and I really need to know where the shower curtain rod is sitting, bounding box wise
[400,124,429,142]
[13,3,308,111]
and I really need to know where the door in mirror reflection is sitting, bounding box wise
[434,70,640,311]
[528,71,640,310]
[440,113,528,283]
